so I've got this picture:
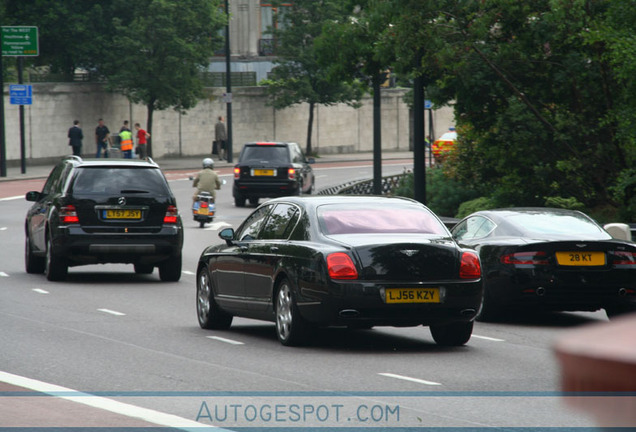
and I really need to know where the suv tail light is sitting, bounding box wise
[288,168,296,180]
[460,251,481,279]
[327,252,358,280]
[60,205,79,224]
[501,251,548,265]
[163,205,179,224]
[234,167,240,179]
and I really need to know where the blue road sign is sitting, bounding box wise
[9,84,33,105]
[425,99,433,109]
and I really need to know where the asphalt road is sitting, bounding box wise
[0,160,606,430]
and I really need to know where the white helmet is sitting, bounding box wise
[202,158,214,168]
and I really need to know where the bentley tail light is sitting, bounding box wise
[60,205,79,224]
[163,205,179,224]
[327,252,358,280]
[501,251,548,265]
[610,251,636,268]
[460,251,481,279]
[288,168,296,180]
[234,167,240,179]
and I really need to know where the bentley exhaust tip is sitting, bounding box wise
[460,309,476,317]
[339,309,360,318]
[618,288,627,297]
[536,287,546,297]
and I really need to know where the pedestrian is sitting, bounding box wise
[68,120,83,156]
[119,120,130,133]
[134,123,150,160]
[119,124,134,159]
[214,116,227,161]
[95,119,110,158]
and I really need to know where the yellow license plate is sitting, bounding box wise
[556,251,605,266]
[197,208,209,215]
[104,209,141,219]
[253,169,275,176]
[385,288,440,304]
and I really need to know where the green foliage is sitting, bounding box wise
[456,197,499,219]
[98,0,225,156]
[543,197,585,211]
[408,0,636,220]
[393,167,481,217]
[262,0,364,155]
[102,0,224,110]
[610,168,636,220]
[2,0,105,76]
[2,0,225,157]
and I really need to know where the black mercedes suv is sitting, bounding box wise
[25,156,184,281]
[233,142,315,207]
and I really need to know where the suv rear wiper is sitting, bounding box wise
[120,189,150,194]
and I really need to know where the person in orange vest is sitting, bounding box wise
[119,121,133,159]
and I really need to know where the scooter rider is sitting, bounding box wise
[193,158,222,202]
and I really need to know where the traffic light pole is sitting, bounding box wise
[413,73,426,205]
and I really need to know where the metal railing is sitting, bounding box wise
[317,173,407,196]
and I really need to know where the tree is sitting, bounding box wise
[262,0,364,155]
[98,0,225,157]
[316,0,396,194]
[376,0,636,219]
[1,0,110,77]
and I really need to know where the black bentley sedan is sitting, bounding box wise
[450,208,636,320]
[196,196,482,346]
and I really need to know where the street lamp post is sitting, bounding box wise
[224,0,233,163]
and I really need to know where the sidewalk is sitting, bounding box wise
[0,150,415,182]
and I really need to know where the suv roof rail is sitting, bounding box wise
[65,155,83,162]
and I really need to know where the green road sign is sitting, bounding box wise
[1,26,39,56]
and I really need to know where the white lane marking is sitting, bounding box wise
[0,272,8,277]
[207,336,245,345]
[0,371,220,430]
[472,334,505,342]
[204,222,232,231]
[0,196,23,202]
[379,372,442,386]
[182,270,195,275]
[97,308,126,316]
[32,288,49,294]
[0,227,7,230]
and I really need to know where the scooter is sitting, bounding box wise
[192,191,215,228]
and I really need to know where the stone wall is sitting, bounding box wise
[1,83,454,163]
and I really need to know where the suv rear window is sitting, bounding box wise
[70,167,171,195]
[240,145,289,163]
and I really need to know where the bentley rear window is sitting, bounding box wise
[318,205,447,235]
